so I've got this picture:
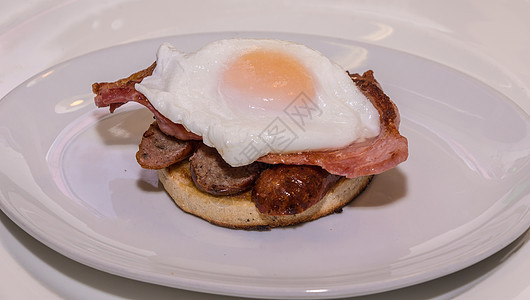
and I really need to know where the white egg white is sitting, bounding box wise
[135,39,380,166]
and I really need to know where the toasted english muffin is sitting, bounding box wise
[158,160,373,230]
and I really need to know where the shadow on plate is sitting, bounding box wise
[94,107,154,146]
[350,167,408,208]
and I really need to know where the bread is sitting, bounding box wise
[158,160,373,230]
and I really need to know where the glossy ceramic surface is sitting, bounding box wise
[0,32,528,299]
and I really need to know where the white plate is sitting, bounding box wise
[0,32,529,299]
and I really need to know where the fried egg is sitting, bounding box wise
[135,39,380,166]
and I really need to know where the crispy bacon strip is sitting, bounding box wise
[92,63,201,141]
[257,71,408,178]
[92,65,408,177]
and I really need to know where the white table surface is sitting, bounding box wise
[1,1,529,299]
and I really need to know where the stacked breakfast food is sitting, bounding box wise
[92,39,408,229]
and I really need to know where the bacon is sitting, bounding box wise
[257,71,408,178]
[92,65,407,177]
[92,63,201,141]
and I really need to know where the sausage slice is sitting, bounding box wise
[190,144,266,196]
[252,165,340,215]
[136,122,196,169]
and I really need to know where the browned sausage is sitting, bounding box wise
[190,144,267,196]
[136,122,197,169]
[252,165,340,215]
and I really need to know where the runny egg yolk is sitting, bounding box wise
[220,49,316,111]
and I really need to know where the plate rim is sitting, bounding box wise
[0,31,529,299]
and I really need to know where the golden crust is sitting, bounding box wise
[158,160,373,230]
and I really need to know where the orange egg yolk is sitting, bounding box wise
[220,49,316,111]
